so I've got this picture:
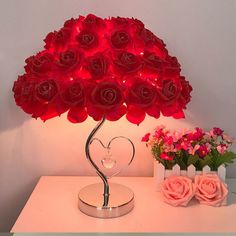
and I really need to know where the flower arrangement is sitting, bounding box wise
[12,14,192,125]
[161,174,228,207]
[142,126,236,171]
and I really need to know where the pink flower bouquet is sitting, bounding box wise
[142,126,236,170]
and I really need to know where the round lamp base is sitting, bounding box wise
[78,183,134,218]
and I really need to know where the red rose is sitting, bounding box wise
[61,79,88,123]
[126,78,160,124]
[88,80,126,121]
[127,79,157,108]
[12,75,35,106]
[179,76,192,104]
[157,79,183,118]
[25,52,53,76]
[63,18,77,28]
[57,49,82,72]
[76,30,98,49]
[44,27,71,49]
[137,27,166,50]
[163,56,181,77]
[86,53,108,78]
[13,75,68,121]
[138,28,157,45]
[35,79,58,102]
[167,56,180,69]
[61,81,85,106]
[111,30,130,49]
[143,51,166,73]
[158,79,180,104]
[13,15,192,124]
[110,17,129,27]
[91,81,124,110]
[83,14,105,29]
[113,50,142,74]
[133,18,145,31]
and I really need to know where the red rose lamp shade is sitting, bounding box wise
[12,14,192,218]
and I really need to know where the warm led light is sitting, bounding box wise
[12,14,192,124]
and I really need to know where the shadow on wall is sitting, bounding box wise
[0,82,30,133]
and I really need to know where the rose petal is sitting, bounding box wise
[106,105,127,121]
[161,176,194,207]
[146,106,160,119]
[172,110,185,119]
[87,105,104,121]
[126,106,146,125]
[194,174,228,207]
[67,107,88,123]
[40,108,61,121]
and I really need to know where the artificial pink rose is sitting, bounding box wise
[161,176,194,206]
[194,174,228,206]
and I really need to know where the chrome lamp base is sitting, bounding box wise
[78,183,134,218]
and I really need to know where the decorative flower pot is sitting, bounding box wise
[154,161,226,191]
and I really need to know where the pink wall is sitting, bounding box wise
[0,0,236,231]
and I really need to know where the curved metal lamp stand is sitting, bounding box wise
[78,116,135,218]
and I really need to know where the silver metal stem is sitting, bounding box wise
[85,116,109,206]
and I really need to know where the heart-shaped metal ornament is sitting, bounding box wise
[90,136,135,179]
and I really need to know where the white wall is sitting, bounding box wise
[0,0,236,231]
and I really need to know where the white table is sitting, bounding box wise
[11,176,236,233]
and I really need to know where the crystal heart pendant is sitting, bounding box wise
[101,148,116,169]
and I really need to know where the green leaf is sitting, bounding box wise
[199,155,213,169]
[181,151,189,167]
[187,155,199,166]
[214,151,236,168]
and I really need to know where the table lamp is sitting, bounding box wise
[12,14,192,218]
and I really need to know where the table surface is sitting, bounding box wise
[11,176,236,233]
